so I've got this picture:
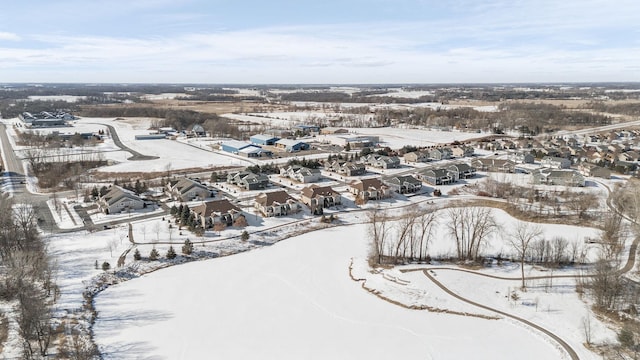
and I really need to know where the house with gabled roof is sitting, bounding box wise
[429,147,453,161]
[403,150,430,163]
[531,169,585,187]
[447,163,477,181]
[227,171,270,190]
[361,154,400,169]
[254,190,302,217]
[280,165,322,183]
[348,178,391,201]
[166,177,215,201]
[190,199,245,228]
[97,185,146,214]
[451,146,474,158]
[541,156,571,169]
[324,160,366,176]
[300,185,341,215]
[578,163,611,179]
[470,158,516,173]
[417,168,454,185]
[384,175,422,194]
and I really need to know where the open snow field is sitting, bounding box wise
[94,224,574,360]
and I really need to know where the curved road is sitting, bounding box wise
[94,123,158,161]
[422,269,579,360]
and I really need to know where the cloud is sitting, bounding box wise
[0,32,21,41]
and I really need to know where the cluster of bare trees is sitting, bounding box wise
[0,196,59,358]
[367,207,438,265]
[23,147,106,190]
[445,207,497,262]
[471,178,600,222]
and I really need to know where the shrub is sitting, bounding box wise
[166,246,177,260]
[101,262,111,271]
[182,239,193,255]
[618,325,635,348]
[241,230,249,242]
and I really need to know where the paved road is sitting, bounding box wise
[97,123,158,161]
[422,269,579,360]
[0,123,62,232]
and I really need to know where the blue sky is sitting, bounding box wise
[1,0,639,83]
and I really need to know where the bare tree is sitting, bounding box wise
[414,209,438,262]
[508,221,543,289]
[600,211,626,261]
[367,207,390,265]
[446,207,496,262]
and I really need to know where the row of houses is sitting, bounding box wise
[403,146,474,163]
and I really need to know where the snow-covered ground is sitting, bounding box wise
[92,225,571,360]
[13,117,253,172]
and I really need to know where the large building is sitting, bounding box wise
[250,134,280,146]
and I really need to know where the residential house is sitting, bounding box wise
[190,199,245,229]
[429,147,453,161]
[97,186,146,214]
[361,154,401,169]
[324,160,366,176]
[470,158,516,173]
[280,165,322,183]
[166,178,214,201]
[447,163,477,181]
[509,151,535,164]
[254,190,302,217]
[578,163,611,179]
[300,185,342,215]
[451,146,474,158]
[226,171,270,190]
[348,178,391,201]
[619,151,640,162]
[403,151,430,163]
[531,169,585,187]
[541,156,571,169]
[417,168,454,185]
[384,175,423,194]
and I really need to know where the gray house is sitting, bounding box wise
[385,175,423,194]
[541,156,571,169]
[429,147,453,161]
[227,171,270,190]
[417,168,454,185]
[531,169,585,187]
[447,163,477,181]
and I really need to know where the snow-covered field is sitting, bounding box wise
[92,225,571,360]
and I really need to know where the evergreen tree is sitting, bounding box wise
[166,246,177,260]
[99,185,109,197]
[134,179,143,195]
[182,239,194,255]
[133,248,141,260]
[102,261,111,271]
[241,230,249,242]
[180,205,190,225]
[187,213,196,229]
[149,248,159,261]
[91,186,99,198]
[170,205,178,216]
